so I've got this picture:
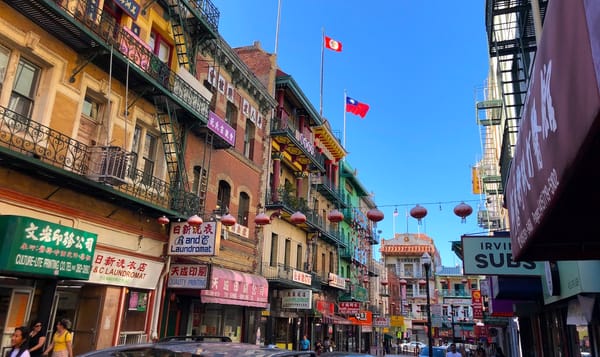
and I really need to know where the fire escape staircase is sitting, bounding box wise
[154,96,198,216]
[166,0,194,75]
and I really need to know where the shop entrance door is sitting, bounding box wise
[0,288,33,356]
[72,295,101,355]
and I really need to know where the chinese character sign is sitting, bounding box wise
[88,249,164,289]
[169,222,220,256]
[0,215,97,279]
[168,263,209,289]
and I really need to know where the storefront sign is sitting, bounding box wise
[292,269,311,285]
[88,249,164,289]
[472,290,484,319]
[0,215,97,279]
[201,267,268,308]
[226,223,249,239]
[114,0,140,20]
[373,317,390,327]
[208,111,236,147]
[168,222,220,256]
[462,235,542,276]
[390,315,404,327]
[281,289,312,309]
[328,272,345,289]
[339,301,360,315]
[167,263,209,289]
[349,311,372,326]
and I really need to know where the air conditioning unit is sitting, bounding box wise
[86,146,130,186]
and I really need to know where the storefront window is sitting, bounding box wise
[201,306,243,342]
[121,289,149,332]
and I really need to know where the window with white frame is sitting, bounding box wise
[130,125,159,185]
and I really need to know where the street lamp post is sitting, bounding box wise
[422,252,433,357]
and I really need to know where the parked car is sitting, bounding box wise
[320,353,375,357]
[77,339,316,357]
[400,341,426,352]
[418,346,448,357]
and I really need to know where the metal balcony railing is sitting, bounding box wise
[57,1,210,121]
[0,105,193,214]
[270,118,325,171]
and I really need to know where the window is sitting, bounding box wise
[329,252,334,273]
[269,234,278,267]
[321,253,326,273]
[225,101,237,125]
[0,45,10,89]
[243,119,255,160]
[237,192,249,226]
[284,239,291,269]
[217,180,231,212]
[82,95,100,120]
[403,263,414,278]
[130,125,159,185]
[296,244,302,270]
[148,31,171,64]
[8,57,40,119]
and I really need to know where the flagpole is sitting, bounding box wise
[320,28,325,117]
[343,90,347,149]
[274,0,282,55]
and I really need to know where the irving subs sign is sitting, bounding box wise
[462,235,542,276]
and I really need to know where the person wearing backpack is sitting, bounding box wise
[8,326,30,357]
[42,319,72,357]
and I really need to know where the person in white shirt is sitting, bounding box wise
[446,343,462,357]
[10,326,31,357]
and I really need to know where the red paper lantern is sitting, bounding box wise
[410,204,428,224]
[381,280,389,286]
[187,214,203,226]
[254,212,271,225]
[327,209,344,223]
[366,208,384,222]
[157,215,170,225]
[399,279,407,285]
[290,211,307,225]
[221,213,236,226]
[454,202,473,223]
[418,279,427,285]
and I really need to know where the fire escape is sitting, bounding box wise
[475,84,504,230]
[485,0,548,187]
[2,0,220,218]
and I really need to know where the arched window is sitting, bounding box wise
[217,180,231,212]
[238,192,250,225]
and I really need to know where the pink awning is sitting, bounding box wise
[201,267,268,308]
[322,313,351,325]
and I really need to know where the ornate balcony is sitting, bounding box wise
[4,0,211,124]
[0,105,196,216]
[270,118,326,173]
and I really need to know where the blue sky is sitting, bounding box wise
[212,1,490,266]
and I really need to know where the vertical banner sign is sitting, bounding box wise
[0,215,97,279]
[472,290,484,319]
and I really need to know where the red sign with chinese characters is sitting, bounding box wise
[472,290,484,319]
[339,301,360,315]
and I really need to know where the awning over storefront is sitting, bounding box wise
[322,313,351,325]
[201,267,268,308]
[505,0,600,260]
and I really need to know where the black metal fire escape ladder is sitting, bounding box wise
[154,95,195,215]
[166,0,195,75]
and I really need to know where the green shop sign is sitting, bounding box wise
[0,215,97,279]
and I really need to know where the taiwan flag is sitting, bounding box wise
[346,96,370,118]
